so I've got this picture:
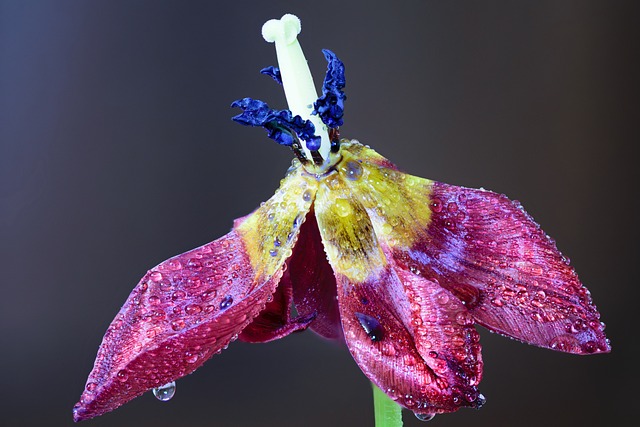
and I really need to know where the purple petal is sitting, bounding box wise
[399,182,610,354]
[239,268,316,343]
[290,211,343,340]
[73,229,282,421]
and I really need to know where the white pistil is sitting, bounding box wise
[262,14,332,172]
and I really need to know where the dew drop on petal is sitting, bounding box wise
[185,304,202,315]
[220,295,233,310]
[345,160,363,181]
[168,260,182,270]
[116,370,128,382]
[335,199,352,217]
[354,312,383,342]
[172,290,186,301]
[415,413,436,422]
[431,198,442,213]
[152,381,176,402]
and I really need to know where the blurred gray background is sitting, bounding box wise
[1,1,637,426]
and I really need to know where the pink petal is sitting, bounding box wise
[239,267,316,343]
[74,163,318,421]
[73,230,281,421]
[290,211,343,340]
[335,263,483,415]
[397,182,610,354]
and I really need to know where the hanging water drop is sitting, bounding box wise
[152,381,176,402]
[415,412,436,422]
[475,393,487,409]
[354,312,383,341]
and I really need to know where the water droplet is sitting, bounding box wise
[381,222,393,234]
[116,370,128,382]
[475,393,486,409]
[302,189,313,202]
[582,340,599,353]
[172,290,186,300]
[171,319,185,331]
[220,295,233,310]
[334,199,352,217]
[447,202,458,212]
[415,413,436,422]
[186,258,202,270]
[274,237,281,247]
[490,298,504,307]
[148,295,160,305]
[85,382,97,392]
[354,312,383,341]
[153,381,176,401]
[549,334,580,352]
[201,289,217,301]
[269,249,278,257]
[382,342,396,356]
[168,260,182,270]
[570,319,587,333]
[345,160,363,180]
[455,311,473,326]
[150,272,163,282]
[185,304,202,315]
[435,292,449,305]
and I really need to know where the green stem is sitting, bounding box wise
[372,383,403,427]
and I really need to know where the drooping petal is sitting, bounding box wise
[74,165,319,421]
[289,211,343,340]
[314,160,482,415]
[334,141,609,355]
[239,267,316,343]
[402,182,610,354]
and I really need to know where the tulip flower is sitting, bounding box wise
[74,14,610,424]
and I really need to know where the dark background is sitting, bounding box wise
[1,1,637,426]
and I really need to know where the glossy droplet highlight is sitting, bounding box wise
[335,198,352,217]
[185,304,202,315]
[152,381,176,402]
[475,393,487,409]
[415,413,436,422]
[220,295,233,310]
[345,160,362,180]
[355,312,383,342]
